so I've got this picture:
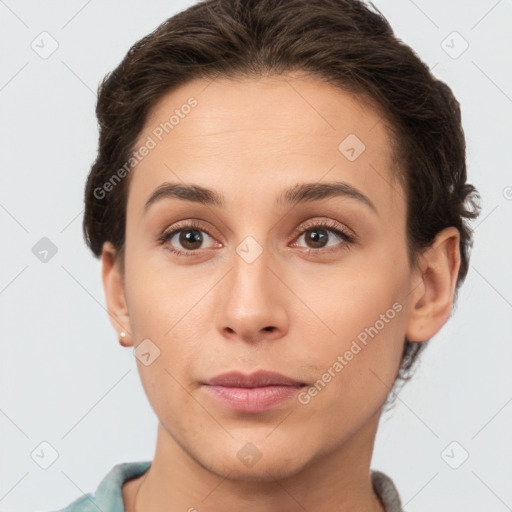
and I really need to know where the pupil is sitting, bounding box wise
[181,229,202,249]
[308,228,327,248]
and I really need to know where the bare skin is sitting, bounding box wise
[102,72,461,511]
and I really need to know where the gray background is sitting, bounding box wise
[1,1,511,510]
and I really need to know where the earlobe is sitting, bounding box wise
[101,241,133,347]
[405,227,461,342]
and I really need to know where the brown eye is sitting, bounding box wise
[177,229,204,250]
[303,227,330,249]
[292,219,355,254]
[158,221,218,257]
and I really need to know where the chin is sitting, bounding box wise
[216,458,306,483]
[194,443,310,483]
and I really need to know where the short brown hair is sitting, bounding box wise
[83,0,481,391]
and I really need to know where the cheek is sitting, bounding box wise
[291,247,409,384]
[300,257,405,331]
[291,274,406,432]
[123,250,184,391]
[124,243,187,336]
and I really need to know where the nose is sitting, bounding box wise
[215,243,289,344]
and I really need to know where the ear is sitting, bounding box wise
[405,227,461,342]
[101,241,133,347]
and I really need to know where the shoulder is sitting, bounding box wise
[46,461,152,512]
[371,469,403,512]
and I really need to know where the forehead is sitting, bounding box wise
[128,73,402,218]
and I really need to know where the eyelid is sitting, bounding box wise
[290,217,356,242]
[162,218,219,238]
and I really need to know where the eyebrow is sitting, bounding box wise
[143,181,378,215]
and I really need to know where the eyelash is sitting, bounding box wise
[157,219,356,258]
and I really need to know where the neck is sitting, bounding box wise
[130,408,385,512]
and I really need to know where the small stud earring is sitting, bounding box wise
[119,331,128,346]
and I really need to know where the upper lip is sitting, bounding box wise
[204,370,304,388]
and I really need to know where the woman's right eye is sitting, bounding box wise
[157,222,219,257]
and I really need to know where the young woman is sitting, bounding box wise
[54,0,480,510]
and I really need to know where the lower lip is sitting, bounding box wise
[203,385,303,412]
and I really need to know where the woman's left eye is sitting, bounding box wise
[158,219,355,257]
[290,220,355,253]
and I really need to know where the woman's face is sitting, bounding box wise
[107,73,435,480]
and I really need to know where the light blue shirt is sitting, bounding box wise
[50,460,402,511]
[51,461,151,512]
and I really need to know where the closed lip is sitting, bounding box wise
[203,370,305,388]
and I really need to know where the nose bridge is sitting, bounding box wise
[214,232,288,342]
[226,209,276,299]
[230,235,273,311]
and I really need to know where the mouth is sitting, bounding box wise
[201,370,306,413]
